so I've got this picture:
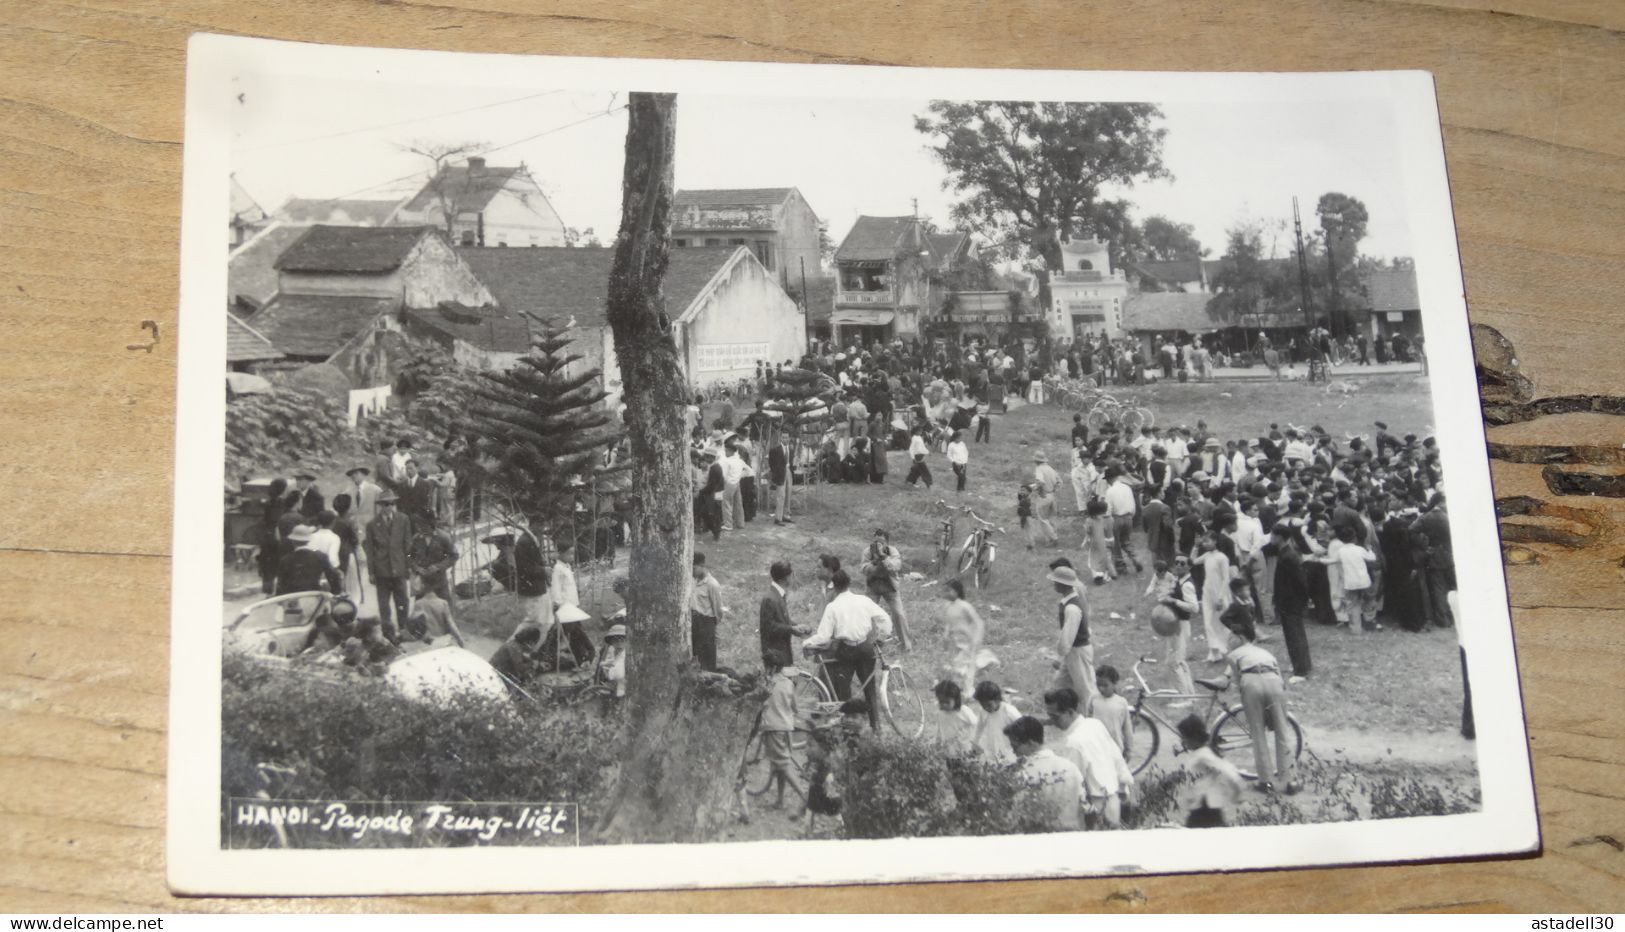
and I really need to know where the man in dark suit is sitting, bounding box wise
[364,492,414,642]
[758,560,807,668]
[294,470,324,520]
[1409,494,1455,629]
[767,431,792,525]
[396,458,436,531]
[697,447,724,541]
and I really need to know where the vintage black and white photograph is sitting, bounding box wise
[171,37,1536,894]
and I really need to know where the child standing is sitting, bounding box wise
[1081,498,1115,584]
[931,679,979,755]
[1017,484,1037,551]
[759,648,809,812]
[1089,665,1135,762]
[1176,714,1245,827]
[1334,525,1379,633]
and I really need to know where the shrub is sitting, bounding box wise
[225,385,348,477]
[220,652,618,844]
[841,735,1053,838]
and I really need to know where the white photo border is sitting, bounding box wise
[170,33,1538,895]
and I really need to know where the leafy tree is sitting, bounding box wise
[467,320,626,536]
[1139,215,1207,262]
[915,101,1169,305]
[1208,220,1295,327]
[817,220,835,266]
[1317,193,1370,338]
[564,226,603,248]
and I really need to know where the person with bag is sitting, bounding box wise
[860,529,912,651]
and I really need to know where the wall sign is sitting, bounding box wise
[695,341,771,372]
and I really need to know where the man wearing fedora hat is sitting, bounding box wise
[1047,565,1098,701]
[364,491,414,642]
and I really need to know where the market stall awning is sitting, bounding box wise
[830,309,896,326]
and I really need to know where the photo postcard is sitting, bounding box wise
[169,33,1539,895]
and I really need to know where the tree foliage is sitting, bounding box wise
[1139,215,1207,263]
[468,320,626,533]
[226,384,348,479]
[914,101,1170,279]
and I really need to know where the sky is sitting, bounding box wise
[230,71,1414,264]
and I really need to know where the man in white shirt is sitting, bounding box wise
[904,427,934,490]
[1030,451,1060,545]
[804,568,892,729]
[946,430,970,493]
[720,441,747,531]
[1045,687,1133,828]
[1165,432,1190,478]
[1006,715,1085,831]
[1103,468,1144,575]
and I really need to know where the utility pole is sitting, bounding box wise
[1292,197,1315,334]
[1325,228,1340,343]
[799,256,811,357]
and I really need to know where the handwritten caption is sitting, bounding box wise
[227,799,578,848]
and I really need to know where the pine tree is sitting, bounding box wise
[468,319,627,542]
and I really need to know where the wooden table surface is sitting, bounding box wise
[2,0,1621,913]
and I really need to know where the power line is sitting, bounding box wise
[241,90,566,153]
[272,104,628,211]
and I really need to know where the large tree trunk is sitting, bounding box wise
[593,93,758,843]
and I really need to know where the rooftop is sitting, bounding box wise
[247,293,398,358]
[1360,267,1420,312]
[1131,258,1205,285]
[673,188,796,208]
[226,313,285,364]
[403,304,532,354]
[276,197,402,226]
[835,215,931,262]
[457,246,742,330]
[228,222,309,308]
[1120,291,1222,333]
[401,161,526,215]
[274,225,436,274]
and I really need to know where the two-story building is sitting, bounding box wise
[245,225,520,425]
[392,157,568,248]
[670,188,822,288]
[830,215,942,344]
[1047,237,1130,342]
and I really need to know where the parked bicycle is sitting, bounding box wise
[953,505,1002,590]
[1122,656,1304,779]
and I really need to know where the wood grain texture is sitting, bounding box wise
[1,0,1621,913]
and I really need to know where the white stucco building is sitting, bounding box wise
[1048,237,1129,341]
[460,245,806,407]
[392,157,568,248]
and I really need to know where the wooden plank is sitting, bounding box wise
[2,0,1622,912]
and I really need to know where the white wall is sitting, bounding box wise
[682,252,806,381]
[478,183,567,247]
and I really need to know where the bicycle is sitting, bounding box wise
[930,499,958,578]
[1121,656,1304,780]
[804,637,926,739]
[736,675,841,801]
[953,506,1002,590]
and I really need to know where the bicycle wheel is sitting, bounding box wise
[1210,706,1304,779]
[1119,406,1145,433]
[973,543,994,589]
[1126,709,1161,776]
[741,729,812,796]
[880,667,926,738]
[1136,407,1156,429]
[1085,405,1110,432]
[955,534,980,582]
